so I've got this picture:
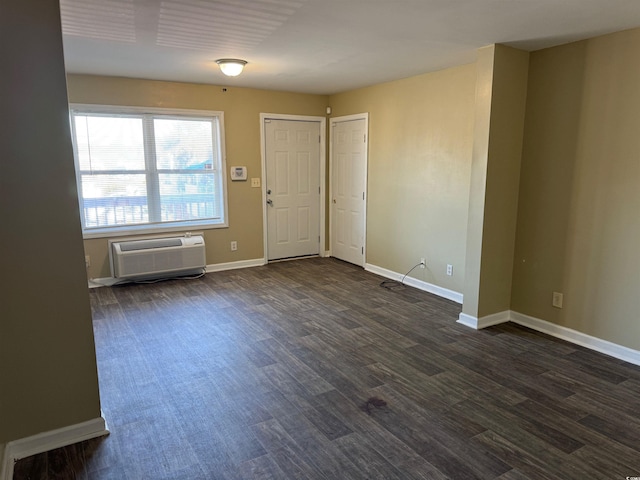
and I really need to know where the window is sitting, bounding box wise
[69,105,227,237]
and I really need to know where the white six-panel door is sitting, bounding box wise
[265,119,321,261]
[331,115,368,266]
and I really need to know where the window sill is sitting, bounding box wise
[82,220,228,240]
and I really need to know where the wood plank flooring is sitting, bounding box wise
[13,258,640,479]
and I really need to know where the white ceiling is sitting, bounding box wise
[60,0,640,95]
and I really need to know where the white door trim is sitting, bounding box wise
[260,113,326,262]
[329,113,369,264]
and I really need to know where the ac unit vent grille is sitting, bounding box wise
[119,238,183,251]
[111,235,206,279]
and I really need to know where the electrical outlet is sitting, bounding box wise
[420,258,426,268]
[552,292,563,308]
[85,255,91,268]
[230,241,238,251]
[251,178,261,188]
[446,264,453,276]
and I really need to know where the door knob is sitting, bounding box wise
[267,199,273,206]
[332,198,336,204]
[267,189,272,195]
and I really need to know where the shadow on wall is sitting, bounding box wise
[512,32,640,350]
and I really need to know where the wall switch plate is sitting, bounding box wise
[251,178,261,188]
[446,264,453,276]
[85,255,90,268]
[230,241,238,251]
[552,292,563,308]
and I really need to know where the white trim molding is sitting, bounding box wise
[1,414,109,480]
[88,277,121,288]
[510,311,640,367]
[89,258,267,287]
[456,309,640,367]
[206,258,266,273]
[365,263,463,304]
[456,313,478,329]
[457,310,510,329]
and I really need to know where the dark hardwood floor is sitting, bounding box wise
[14,258,640,479]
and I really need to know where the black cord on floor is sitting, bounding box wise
[133,268,206,284]
[380,262,423,290]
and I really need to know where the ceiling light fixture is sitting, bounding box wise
[215,59,247,77]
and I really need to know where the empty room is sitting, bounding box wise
[2,0,640,479]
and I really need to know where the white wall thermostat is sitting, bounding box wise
[230,166,247,181]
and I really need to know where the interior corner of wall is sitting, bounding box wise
[476,44,497,57]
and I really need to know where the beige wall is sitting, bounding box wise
[462,46,495,316]
[477,45,529,317]
[478,45,529,318]
[512,28,640,350]
[329,64,476,294]
[67,75,328,278]
[462,45,529,319]
[0,1,101,443]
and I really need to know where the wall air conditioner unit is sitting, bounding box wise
[110,235,206,280]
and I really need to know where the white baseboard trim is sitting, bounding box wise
[456,310,510,329]
[88,277,120,288]
[510,311,640,366]
[1,414,109,480]
[364,263,463,304]
[456,309,640,366]
[89,258,267,287]
[456,313,478,329]
[206,258,265,273]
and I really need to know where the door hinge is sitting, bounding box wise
[361,246,364,254]
[318,236,321,243]
[364,134,366,143]
[319,186,321,194]
[319,135,321,143]
[362,192,365,200]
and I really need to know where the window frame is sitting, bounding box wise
[69,104,228,239]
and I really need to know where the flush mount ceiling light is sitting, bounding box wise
[215,59,247,77]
